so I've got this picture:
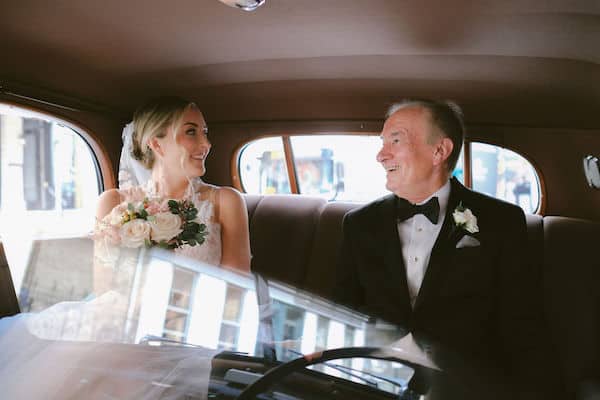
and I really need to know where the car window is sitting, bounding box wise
[238,135,541,214]
[0,103,101,307]
[470,142,541,214]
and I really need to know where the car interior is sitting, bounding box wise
[1,1,599,399]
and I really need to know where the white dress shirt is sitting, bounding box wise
[397,180,451,307]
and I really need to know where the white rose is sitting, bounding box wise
[107,202,128,226]
[453,210,467,225]
[463,209,479,233]
[453,208,479,234]
[150,212,183,242]
[119,219,151,248]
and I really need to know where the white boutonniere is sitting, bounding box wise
[452,203,479,234]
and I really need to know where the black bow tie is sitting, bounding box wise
[396,196,440,224]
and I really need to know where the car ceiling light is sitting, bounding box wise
[217,0,265,11]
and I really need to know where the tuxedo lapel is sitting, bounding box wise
[413,178,464,312]
[379,195,412,317]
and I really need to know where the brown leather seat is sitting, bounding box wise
[543,217,600,399]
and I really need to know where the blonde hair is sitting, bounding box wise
[131,96,198,169]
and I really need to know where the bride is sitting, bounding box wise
[98,96,251,271]
[0,98,254,399]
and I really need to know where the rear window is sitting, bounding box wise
[236,134,543,213]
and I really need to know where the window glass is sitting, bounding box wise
[289,135,387,202]
[237,135,541,212]
[452,148,465,184]
[0,104,101,306]
[238,137,291,194]
[471,142,540,213]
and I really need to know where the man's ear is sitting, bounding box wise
[433,137,454,167]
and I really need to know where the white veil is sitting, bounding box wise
[118,122,152,189]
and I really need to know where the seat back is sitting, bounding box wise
[247,194,326,288]
[542,217,600,398]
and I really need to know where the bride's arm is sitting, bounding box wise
[93,189,122,294]
[218,187,251,272]
[96,189,121,220]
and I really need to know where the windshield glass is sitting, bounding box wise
[2,238,431,397]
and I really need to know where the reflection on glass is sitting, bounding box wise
[218,324,238,349]
[471,142,540,213]
[164,310,188,333]
[239,137,291,194]
[222,285,244,321]
[217,284,245,350]
[169,267,194,309]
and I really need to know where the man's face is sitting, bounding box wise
[376,107,440,197]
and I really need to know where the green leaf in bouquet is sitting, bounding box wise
[184,209,198,221]
[178,232,190,241]
[138,209,148,219]
[168,200,180,214]
[128,203,135,212]
[195,232,207,242]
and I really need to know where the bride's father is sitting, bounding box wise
[334,99,559,399]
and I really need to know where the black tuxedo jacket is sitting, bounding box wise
[334,178,560,399]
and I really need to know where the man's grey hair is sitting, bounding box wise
[385,99,465,173]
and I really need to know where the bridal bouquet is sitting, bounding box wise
[96,198,208,249]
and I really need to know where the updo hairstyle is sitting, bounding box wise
[130,96,197,169]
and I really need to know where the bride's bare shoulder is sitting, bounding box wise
[197,183,245,213]
[216,186,244,204]
[96,189,122,219]
[215,187,246,216]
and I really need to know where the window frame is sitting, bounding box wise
[233,133,546,215]
[0,100,115,193]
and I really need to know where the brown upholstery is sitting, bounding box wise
[525,214,544,279]
[305,202,359,298]
[247,194,326,287]
[244,195,600,398]
[543,217,600,399]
